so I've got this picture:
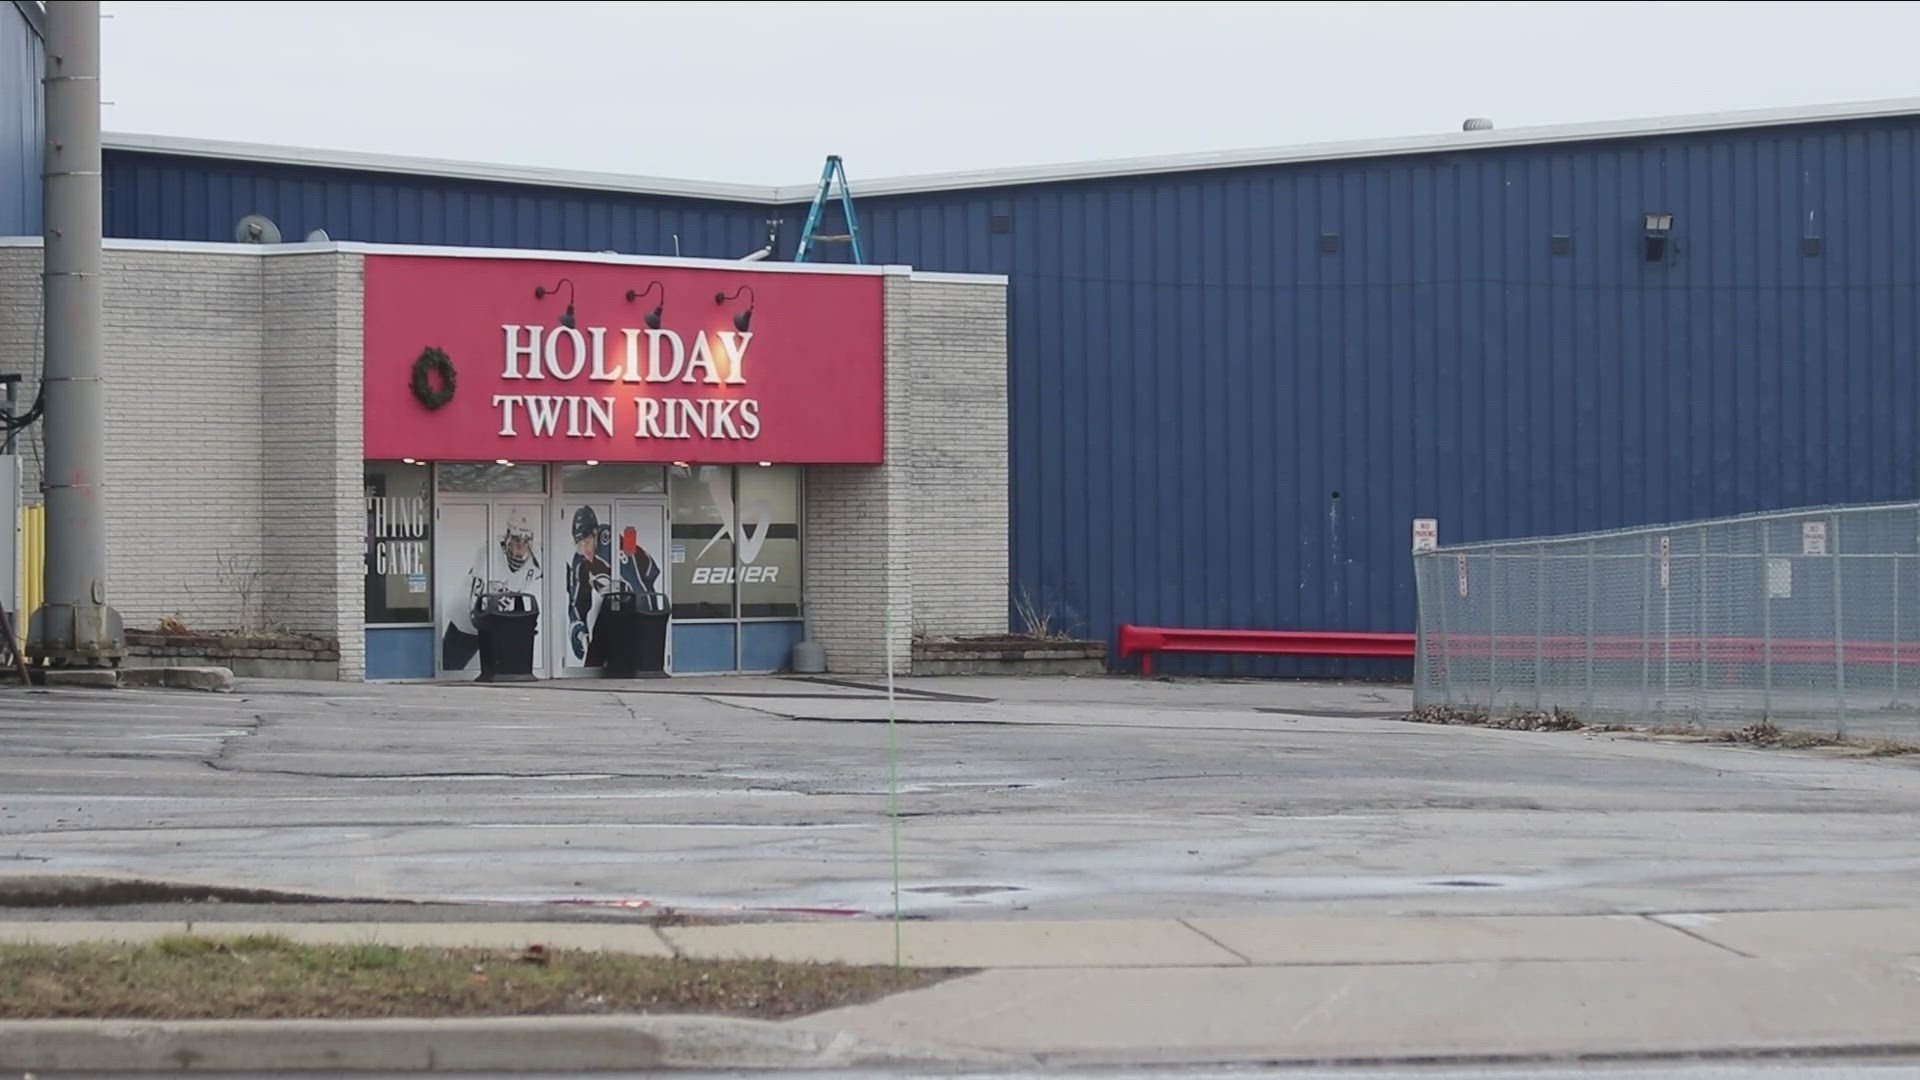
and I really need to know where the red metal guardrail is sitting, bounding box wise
[1117,625,1920,678]
[1118,625,1416,677]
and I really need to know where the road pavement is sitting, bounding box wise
[8,675,1920,1072]
[45,1065,1920,1080]
[4,674,1920,918]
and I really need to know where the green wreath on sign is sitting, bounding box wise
[410,347,457,410]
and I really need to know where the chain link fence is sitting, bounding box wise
[1412,502,1920,738]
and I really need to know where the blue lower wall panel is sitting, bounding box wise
[741,621,804,672]
[366,627,435,680]
[673,623,737,673]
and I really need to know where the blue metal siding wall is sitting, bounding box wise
[1,1,44,236]
[832,117,1920,675]
[98,116,1920,676]
[102,153,773,259]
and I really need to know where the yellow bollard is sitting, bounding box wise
[19,504,43,645]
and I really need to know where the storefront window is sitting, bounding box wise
[737,466,802,619]
[560,463,667,494]
[670,466,735,619]
[365,461,432,624]
[438,462,547,493]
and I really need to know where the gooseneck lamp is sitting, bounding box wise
[625,280,667,330]
[533,279,577,329]
[714,285,756,332]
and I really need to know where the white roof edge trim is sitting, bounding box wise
[909,270,1010,285]
[101,131,779,204]
[10,0,44,40]
[0,235,899,276]
[106,96,1920,204]
[328,241,893,276]
[834,95,1920,198]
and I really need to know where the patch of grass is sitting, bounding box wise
[0,937,959,1021]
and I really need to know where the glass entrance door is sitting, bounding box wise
[434,498,551,679]
[551,497,672,676]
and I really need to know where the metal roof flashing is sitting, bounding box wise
[102,95,1920,204]
[100,131,779,204]
[0,235,1011,284]
[11,0,44,38]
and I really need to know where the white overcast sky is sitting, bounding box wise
[96,1,1920,187]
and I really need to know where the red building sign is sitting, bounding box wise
[363,254,886,464]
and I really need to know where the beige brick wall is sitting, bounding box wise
[802,270,1009,675]
[263,252,366,677]
[0,242,363,665]
[0,245,272,633]
[905,275,1009,639]
[104,248,272,635]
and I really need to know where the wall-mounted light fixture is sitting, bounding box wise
[1643,212,1674,264]
[714,285,756,332]
[533,278,577,329]
[625,280,666,330]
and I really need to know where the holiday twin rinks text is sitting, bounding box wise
[490,324,762,441]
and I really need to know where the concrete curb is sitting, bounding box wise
[39,666,235,692]
[0,1015,1021,1073]
[0,873,394,907]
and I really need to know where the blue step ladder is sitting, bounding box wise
[793,155,865,264]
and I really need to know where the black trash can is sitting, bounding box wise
[473,589,540,683]
[588,586,670,678]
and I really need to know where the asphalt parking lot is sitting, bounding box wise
[4,673,1919,919]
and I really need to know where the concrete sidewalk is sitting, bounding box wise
[6,909,1920,1070]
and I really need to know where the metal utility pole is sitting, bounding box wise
[29,0,124,668]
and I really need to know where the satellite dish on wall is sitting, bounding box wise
[235,214,282,244]
[306,228,331,243]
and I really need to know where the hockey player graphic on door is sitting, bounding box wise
[563,503,666,670]
[440,505,544,674]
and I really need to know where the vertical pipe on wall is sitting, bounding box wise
[29,0,124,666]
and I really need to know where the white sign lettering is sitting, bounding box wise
[499,324,761,441]
[366,494,429,578]
[1412,518,1438,553]
[691,565,780,585]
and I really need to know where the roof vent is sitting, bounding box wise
[1462,118,1494,132]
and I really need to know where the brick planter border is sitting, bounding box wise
[910,636,1108,676]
